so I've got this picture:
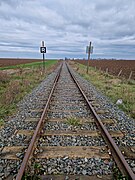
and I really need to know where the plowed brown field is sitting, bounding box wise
[0,58,41,67]
[75,60,135,80]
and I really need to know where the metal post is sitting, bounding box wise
[87,41,91,74]
[40,41,46,74]
[43,53,45,73]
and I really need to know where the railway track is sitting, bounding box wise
[0,61,135,180]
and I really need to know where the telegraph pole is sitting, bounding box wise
[86,42,91,74]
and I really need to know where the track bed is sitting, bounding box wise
[0,62,134,180]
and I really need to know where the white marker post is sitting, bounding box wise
[40,41,46,73]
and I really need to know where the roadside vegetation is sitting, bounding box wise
[0,60,58,127]
[70,61,135,119]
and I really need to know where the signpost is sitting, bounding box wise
[86,42,93,74]
[40,41,46,73]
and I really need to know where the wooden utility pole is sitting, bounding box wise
[87,41,91,74]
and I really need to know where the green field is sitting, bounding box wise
[0,60,56,70]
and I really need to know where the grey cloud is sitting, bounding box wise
[0,0,20,7]
[0,0,135,59]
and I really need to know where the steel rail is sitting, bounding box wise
[66,62,135,180]
[16,64,63,180]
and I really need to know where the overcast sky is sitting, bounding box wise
[0,0,135,59]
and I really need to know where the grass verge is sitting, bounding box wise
[0,60,58,127]
[70,61,135,119]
